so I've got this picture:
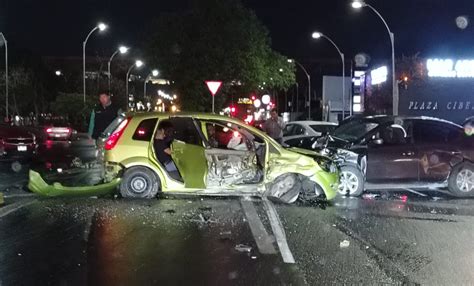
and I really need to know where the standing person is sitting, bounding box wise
[88,91,121,139]
[263,109,285,144]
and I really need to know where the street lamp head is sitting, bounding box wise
[152,69,159,77]
[55,70,62,76]
[287,59,294,63]
[119,46,129,54]
[98,23,107,31]
[351,1,365,9]
[279,68,284,72]
[312,32,322,39]
[135,60,144,68]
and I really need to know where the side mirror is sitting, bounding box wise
[371,138,384,145]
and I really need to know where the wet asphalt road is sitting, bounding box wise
[1,142,474,285]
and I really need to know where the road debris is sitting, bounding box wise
[362,193,380,200]
[339,240,350,248]
[234,244,252,253]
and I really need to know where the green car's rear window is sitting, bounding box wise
[133,118,158,141]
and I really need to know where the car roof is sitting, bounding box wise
[288,121,338,126]
[127,112,243,122]
[344,115,461,128]
[126,111,269,136]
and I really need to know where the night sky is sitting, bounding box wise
[2,0,474,62]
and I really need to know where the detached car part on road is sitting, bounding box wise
[29,113,339,203]
[313,116,474,197]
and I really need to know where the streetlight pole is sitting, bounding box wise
[0,33,7,119]
[126,60,144,110]
[312,32,345,119]
[288,59,311,119]
[107,46,129,94]
[83,23,107,105]
[352,1,398,116]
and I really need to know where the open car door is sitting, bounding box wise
[200,121,263,188]
[169,117,208,189]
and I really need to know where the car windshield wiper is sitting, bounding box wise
[328,134,350,143]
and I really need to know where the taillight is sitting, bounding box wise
[105,118,131,151]
[46,127,71,134]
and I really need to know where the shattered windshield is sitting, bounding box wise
[332,120,379,142]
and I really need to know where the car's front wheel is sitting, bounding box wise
[266,174,302,204]
[338,165,364,197]
[120,167,160,199]
[448,162,474,197]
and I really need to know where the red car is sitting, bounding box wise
[0,124,37,171]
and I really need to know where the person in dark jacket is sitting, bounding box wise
[88,92,121,139]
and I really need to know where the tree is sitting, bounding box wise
[50,92,97,131]
[145,0,295,112]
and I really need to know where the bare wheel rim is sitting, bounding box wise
[271,176,296,197]
[338,171,359,195]
[130,176,148,194]
[456,169,474,193]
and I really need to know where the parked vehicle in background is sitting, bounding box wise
[0,124,37,172]
[282,121,337,144]
[23,115,77,143]
[315,116,474,197]
[29,113,339,203]
[38,116,76,141]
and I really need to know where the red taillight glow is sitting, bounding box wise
[105,118,130,151]
[46,127,71,134]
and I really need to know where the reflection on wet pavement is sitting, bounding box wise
[0,198,305,286]
[3,142,474,285]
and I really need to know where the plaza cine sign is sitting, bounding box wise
[427,59,474,78]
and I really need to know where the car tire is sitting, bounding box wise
[448,162,474,197]
[338,165,364,197]
[120,167,160,199]
[266,174,302,204]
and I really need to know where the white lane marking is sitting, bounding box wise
[0,200,36,219]
[405,189,428,197]
[263,198,295,264]
[240,198,277,254]
[3,193,37,199]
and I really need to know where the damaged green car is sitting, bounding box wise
[29,113,338,203]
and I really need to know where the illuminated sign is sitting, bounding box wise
[370,66,388,85]
[238,98,253,105]
[427,59,474,78]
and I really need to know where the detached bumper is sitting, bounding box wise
[28,170,120,197]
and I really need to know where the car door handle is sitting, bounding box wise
[402,151,415,156]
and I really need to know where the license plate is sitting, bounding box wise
[17,145,27,152]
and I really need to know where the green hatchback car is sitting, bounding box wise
[30,113,338,203]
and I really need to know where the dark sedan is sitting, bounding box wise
[289,116,474,197]
[0,124,37,171]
